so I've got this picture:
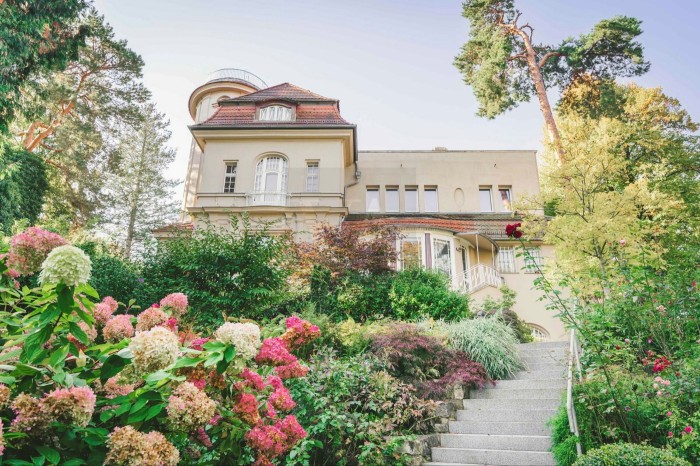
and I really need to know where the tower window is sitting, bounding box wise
[386,187,399,212]
[366,187,380,212]
[223,162,237,193]
[258,105,292,121]
[479,188,493,212]
[499,187,512,211]
[424,187,438,212]
[405,187,418,212]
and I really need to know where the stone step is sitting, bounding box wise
[448,420,551,436]
[463,397,562,410]
[440,433,552,451]
[431,447,556,465]
[521,361,568,371]
[518,346,569,355]
[517,341,568,349]
[456,408,557,423]
[494,378,566,390]
[423,463,481,466]
[470,388,564,400]
[511,368,567,379]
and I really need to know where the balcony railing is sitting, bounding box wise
[463,264,504,294]
[246,192,290,207]
[206,68,268,90]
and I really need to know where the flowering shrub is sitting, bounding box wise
[369,324,492,397]
[0,231,318,465]
[5,227,67,276]
[572,443,691,466]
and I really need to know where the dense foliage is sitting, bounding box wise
[389,269,470,322]
[286,350,434,466]
[440,317,523,380]
[572,443,691,466]
[136,221,293,330]
[369,324,492,397]
[0,142,47,233]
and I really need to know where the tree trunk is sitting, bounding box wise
[125,126,149,258]
[520,36,565,166]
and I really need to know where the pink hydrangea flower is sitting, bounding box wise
[103,315,135,343]
[159,293,188,318]
[269,386,295,412]
[276,361,309,380]
[93,302,115,326]
[237,368,266,391]
[135,306,169,332]
[255,338,296,367]
[41,386,96,427]
[6,227,67,276]
[281,316,320,349]
[234,393,261,426]
[102,296,119,312]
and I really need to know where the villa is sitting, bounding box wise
[164,68,564,341]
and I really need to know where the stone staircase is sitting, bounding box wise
[424,341,569,466]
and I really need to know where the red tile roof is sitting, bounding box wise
[228,83,334,103]
[193,83,352,128]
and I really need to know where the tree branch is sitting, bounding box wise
[538,51,563,69]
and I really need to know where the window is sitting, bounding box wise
[405,187,418,212]
[252,156,288,205]
[366,187,380,212]
[400,235,422,270]
[497,247,516,273]
[306,161,319,192]
[479,188,493,212]
[499,187,512,211]
[529,325,550,342]
[432,238,452,277]
[258,105,292,121]
[524,247,544,272]
[386,187,399,212]
[223,162,237,193]
[424,187,438,212]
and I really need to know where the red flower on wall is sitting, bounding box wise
[505,223,523,239]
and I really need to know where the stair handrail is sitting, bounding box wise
[566,328,583,456]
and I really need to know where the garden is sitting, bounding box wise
[0,223,530,465]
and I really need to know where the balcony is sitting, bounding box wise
[463,263,504,294]
[245,191,290,207]
[205,68,268,90]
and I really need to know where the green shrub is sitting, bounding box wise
[573,443,691,466]
[335,272,394,321]
[76,240,141,305]
[389,269,470,321]
[549,405,594,466]
[286,350,434,466]
[441,316,523,380]
[136,220,292,331]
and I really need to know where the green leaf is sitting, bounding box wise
[171,356,203,369]
[78,283,99,299]
[202,340,226,351]
[100,354,127,382]
[36,446,60,465]
[49,344,71,367]
[143,403,164,421]
[203,352,224,368]
[68,321,88,345]
[99,409,115,423]
[224,345,236,363]
[145,370,170,383]
[38,305,62,326]
[62,459,86,466]
[129,397,148,414]
[23,325,53,362]
[0,374,16,384]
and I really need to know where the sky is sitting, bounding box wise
[92,0,699,188]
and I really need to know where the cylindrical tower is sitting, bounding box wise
[182,69,267,218]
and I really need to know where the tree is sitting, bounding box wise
[0,0,88,132]
[10,10,148,228]
[454,0,649,164]
[102,103,180,257]
[0,141,47,232]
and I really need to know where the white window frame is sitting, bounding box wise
[405,187,418,213]
[223,162,237,193]
[524,247,544,273]
[386,187,399,213]
[499,187,512,212]
[399,234,423,270]
[306,161,319,192]
[479,188,493,212]
[366,187,380,212]
[254,155,288,194]
[432,236,453,278]
[258,105,293,121]
[497,247,517,273]
[424,187,438,212]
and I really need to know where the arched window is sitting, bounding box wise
[528,324,550,342]
[258,105,292,121]
[250,155,288,205]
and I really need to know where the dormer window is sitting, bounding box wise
[258,105,292,121]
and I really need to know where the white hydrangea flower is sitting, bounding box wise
[214,322,261,360]
[129,326,179,373]
[39,245,92,287]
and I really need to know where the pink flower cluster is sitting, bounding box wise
[159,293,188,318]
[136,306,169,332]
[11,386,97,436]
[6,227,67,276]
[245,415,306,465]
[255,316,319,380]
[103,315,135,342]
[281,316,321,350]
[94,296,119,326]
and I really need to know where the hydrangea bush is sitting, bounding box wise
[0,231,319,465]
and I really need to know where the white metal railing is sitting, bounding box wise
[246,192,290,207]
[463,264,503,293]
[566,329,583,456]
[206,68,267,89]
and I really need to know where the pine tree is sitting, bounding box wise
[102,103,180,258]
